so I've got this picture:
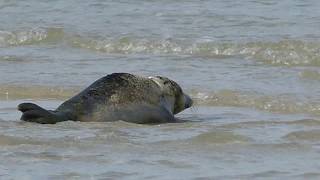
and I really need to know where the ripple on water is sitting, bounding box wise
[283,130,320,142]
[0,135,42,146]
[192,90,320,116]
[186,130,251,145]
[295,172,320,179]
[220,119,320,129]
[300,70,320,81]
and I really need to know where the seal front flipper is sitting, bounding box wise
[18,103,69,124]
[120,104,176,124]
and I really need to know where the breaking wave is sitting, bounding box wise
[0,27,64,47]
[69,37,320,66]
[1,27,320,66]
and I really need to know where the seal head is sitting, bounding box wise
[149,76,193,114]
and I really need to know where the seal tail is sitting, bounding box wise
[18,103,65,124]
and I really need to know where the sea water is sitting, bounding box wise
[1,0,320,179]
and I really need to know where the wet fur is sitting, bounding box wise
[18,73,192,124]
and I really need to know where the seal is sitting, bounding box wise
[17,73,193,124]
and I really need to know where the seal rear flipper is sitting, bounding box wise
[18,103,68,124]
[18,103,44,113]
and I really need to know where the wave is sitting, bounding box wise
[1,84,320,116]
[283,130,320,142]
[69,37,320,66]
[220,119,320,129]
[191,90,320,116]
[0,27,64,47]
[300,70,320,80]
[1,27,320,66]
[185,130,250,144]
[0,85,79,100]
[0,134,42,146]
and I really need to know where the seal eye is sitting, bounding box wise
[156,76,164,80]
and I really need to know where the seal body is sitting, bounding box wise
[18,73,193,124]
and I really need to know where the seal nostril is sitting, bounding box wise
[185,95,193,108]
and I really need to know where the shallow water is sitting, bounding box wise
[1,0,320,179]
